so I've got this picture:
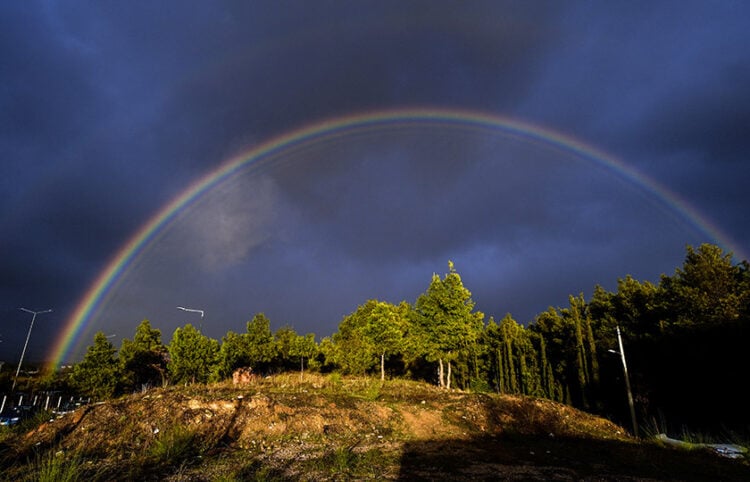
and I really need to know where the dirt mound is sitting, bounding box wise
[3,375,747,481]
[22,380,629,455]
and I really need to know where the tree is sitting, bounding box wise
[167,324,219,384]
[331,300,378,375]
[69,332,121,399]
[529,307,572,404]
[414,261,484,389]
[215,330,251,380]
[245,313,276,372]
[363,301,407,381]
[483,314,542,396]
[273,326,318,376]
[660,243,743,328]
[291,333,318,380]
[562,294,599,409]
[119,319,168,391]
[273,325,298,371]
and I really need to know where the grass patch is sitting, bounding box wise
[24,449,93,482]
[147,424,201,466]
[223,459,292,481]
[305,444,392,479]
[642,413,750,449]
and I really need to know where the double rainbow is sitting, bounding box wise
[47,107,744,368]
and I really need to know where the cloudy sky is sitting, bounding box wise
[2,1,748,364]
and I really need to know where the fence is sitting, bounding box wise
[0,391,90,415]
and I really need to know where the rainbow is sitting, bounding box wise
[46,107,746,369]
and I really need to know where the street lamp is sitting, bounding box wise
[608,325,638,438]
[13,308,52,392]
[176,306,205,332]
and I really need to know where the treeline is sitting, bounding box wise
[65,243,749,436]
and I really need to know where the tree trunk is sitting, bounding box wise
[438,358,445,388]
[497,348,504,393]
[446,361,452,390]
[380,352,386,381]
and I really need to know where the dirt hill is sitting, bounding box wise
[2,374,748,481]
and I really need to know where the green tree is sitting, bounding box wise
[119,319,167,391]
[660,243,743,328]
[167,324,219,384]
[272,326,318,376]
[331,300,378,375]
[273,325,299,371]
[530,307,572,404]
[483,314,542,396]
[414,261,484,389]
[562,294,599,409]
[69,332,121,399]
[363,301,407,381]
[533,331,562,401]
[291,332,318,379]
[245,313,276,372]
[215,330,251,380]
[317,336,337,372]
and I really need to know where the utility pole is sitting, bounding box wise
[13,308,52,392]
[609,325,638,438]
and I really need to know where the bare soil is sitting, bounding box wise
[1,374,748,481]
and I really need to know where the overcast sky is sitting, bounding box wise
[2,1,749,364]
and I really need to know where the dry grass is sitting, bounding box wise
[0,374,747,481]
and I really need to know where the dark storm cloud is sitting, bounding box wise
[516,1,750,256]
[1,2,748,362]
[639,64,750,163]
[157,1,558,154]
[0,6,103,152]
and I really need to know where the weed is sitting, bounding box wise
[356,379,382,401]
[303,442,390,479]
[27,450,88,482]
[642,413,750,448]
[0,425,13,445]
[327,372,343,391]
[148,424,200,466]
[16,408,55,433]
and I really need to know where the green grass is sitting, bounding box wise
[147,424,200,465]
[25,449,90,482]
[641,413,750,448]
[303,444,394,479]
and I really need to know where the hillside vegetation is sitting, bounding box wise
[34,243,748,441]
[2,374,749,481]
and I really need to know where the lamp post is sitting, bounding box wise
[176,306,204,332]
[608,325,638,438]
[13,308,52,392]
